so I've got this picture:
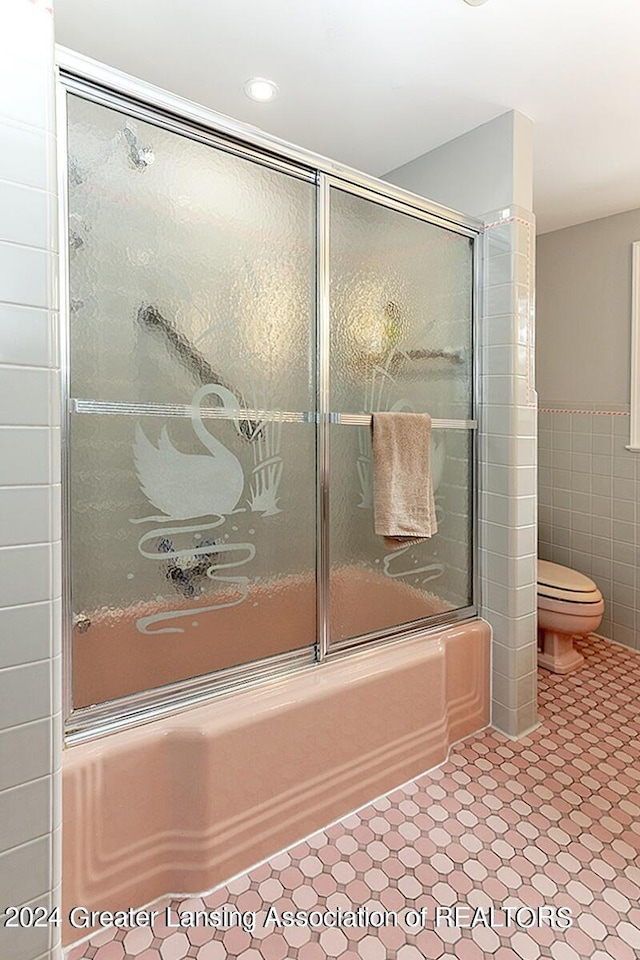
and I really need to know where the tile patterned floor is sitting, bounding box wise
[67,636,640,960]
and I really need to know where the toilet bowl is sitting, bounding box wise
[537,560,604,674]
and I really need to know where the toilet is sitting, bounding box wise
[537,560,604,674]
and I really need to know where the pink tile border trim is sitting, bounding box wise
[539,407,629,416]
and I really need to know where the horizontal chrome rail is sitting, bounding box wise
[337,413,476,429]
[70,398,476,430]
[70,398,313,423]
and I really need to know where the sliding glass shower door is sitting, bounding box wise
[66,95,317,709]
[62,75,479,736]
[327,187,475,646]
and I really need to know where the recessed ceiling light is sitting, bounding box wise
[463,0,490,5]
[244,78,279,103]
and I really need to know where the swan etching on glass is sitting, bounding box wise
[133,384,245,521]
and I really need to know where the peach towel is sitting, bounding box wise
[372,412,438,550]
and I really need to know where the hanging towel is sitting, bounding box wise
[372,412,438,550]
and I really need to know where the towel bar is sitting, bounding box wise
[70,399,476,430]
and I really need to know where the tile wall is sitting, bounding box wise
[479,205,539,738]
[0,2,62,960]
[539,402,639,649]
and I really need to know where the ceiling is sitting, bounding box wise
[55,0,640,234]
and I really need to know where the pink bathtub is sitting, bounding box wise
[64,590,489,946]
[73,567,454,707]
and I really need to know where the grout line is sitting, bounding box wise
[0,174,49,196]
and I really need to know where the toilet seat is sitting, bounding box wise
[537,560,602,605]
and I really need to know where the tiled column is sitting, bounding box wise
[480,205,538,738]
[0,2,62,959]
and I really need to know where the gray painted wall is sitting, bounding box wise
[537,207,640,650]
[385,110,533,217]
[537,207,640,404]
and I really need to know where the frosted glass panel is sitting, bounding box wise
[329,189,473,420]
[328,188,474,644]
[66,94,317,707]
[329,427,473,644]
[70,413,316,708]
[67,95,315,411]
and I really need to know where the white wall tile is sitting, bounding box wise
[0,661,52,729]
[480,212,537,739]
[0,486,54,546]
[516,700,538,734]
[0,241,53,308]
[492,669,536,710]
[486,282,516,317]
[0,3,60,956]
[0,368,54,426]
[486,252,514,286]
[0,602,51,669]
[50,540,61,602]
[0,777,51,854]
[0,64,50,131]
[490,701,517,737]
[0,835,51,908]
[0,181,57,251]
[0,891,51,960]
[512,466,537,497]
[51,651,61,716]
[0,428,52,484]
[492,640,537,679]
[0,718,51,792]
[0,544,52,606]
[51,598,61,660]
[0,304,53,366]
[0,121,54,192]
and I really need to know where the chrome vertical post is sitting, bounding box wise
[316,174,331,660]
[56,76,73,723]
